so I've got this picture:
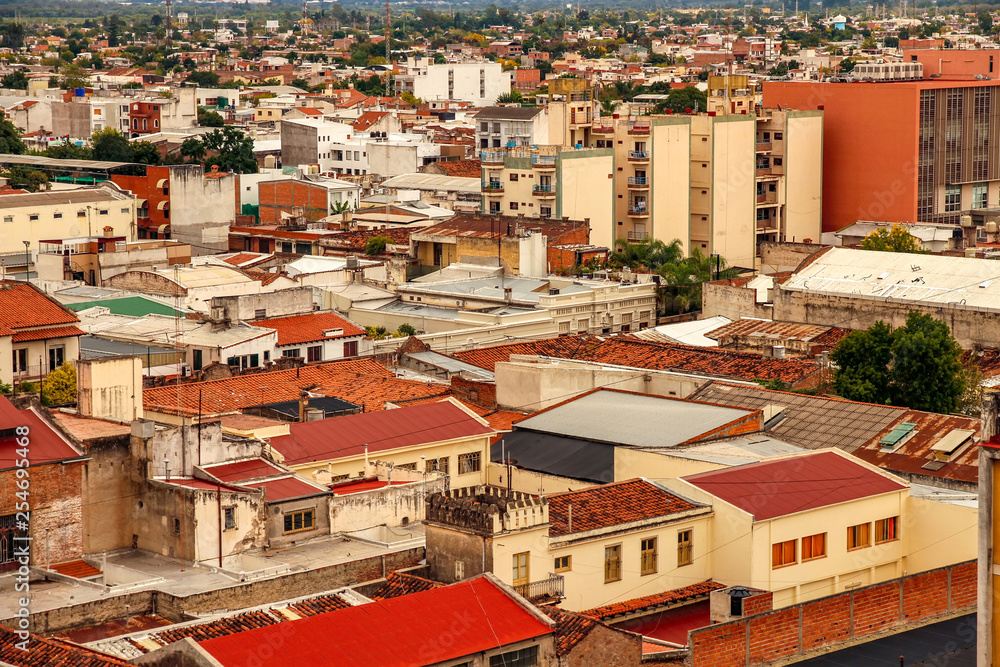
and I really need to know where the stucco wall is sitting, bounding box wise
[78,356,144,422]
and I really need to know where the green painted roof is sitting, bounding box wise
[67,296,182,318]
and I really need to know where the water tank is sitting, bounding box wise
[74,87,85,97]
[305,408,324,421]
[960,214,974,227]
[346,256,359,269]
[728,587,753,617]
[966,248,978,257]
[987,221,998,233]
[772,345,786,360]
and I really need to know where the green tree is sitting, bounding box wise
[365,235,388,255]
[58,63,90,90]
[41,362,77,406]
[91,128,134,162]
[860,223,923,253]
[0,114,26,154]
[658,248,737,314]
[180,136,206,162]
[830,321,894,404]
[186,70,221,87]
[197,108,225,127]
[831,313,966,413]
[609,238,682,271]
[3,166,48,192]
[131,141,161,165]
[653,86,708,114]
[890,312,964,414]
[495,90,524,104]
[396,323,416,337]
[1,71,28,90]
[202,127,257,174]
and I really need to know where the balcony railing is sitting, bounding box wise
[481,151,506,164]
[532,155,557,168]
[628,231,649,240]
[628,204,649,216]
[482,181,504,193]
[593,122,615,133]
[627,121,651,134]
[532,184,555,195]
[513,574,564,603]
[627,176,648,187]
[628,150,649,161]
[756,142,772,152]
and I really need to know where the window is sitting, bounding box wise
[605,544,622,583]
[77,210,86,218]
[98,209,108,216]
[254,308,266,319]
[12,349,26,373]
[2,216,11,223]
[28,214,38,222]
[458,451,481,474]
[677,529,693,567]
[554,555,571,572]
[173,517,181,534]
[343,340,358,357]
[510,202,519,210]
[510,173,519,181]
[192,349,203,371]
[282,348,301,358]
[640,537,658,575]
[121,207,129,215]
[48,346,64,371]
[875,517,899,544]
[772,539,797,568]
[53,212,62,219]
[512,552,529,587]
[307,345,322,362]
[223,507,237,530]
[801,533,826,561]
[425,457,449,474]
[489,646,538,667]
[974,182,989,209]
[945,184,962,212]
[847,523,871,550]
[283,509,316,534]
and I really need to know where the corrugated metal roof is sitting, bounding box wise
[491,429,614,482]
[684,451,907,521]
[512,389,758,448]
[0,153,139,170]
[381,173,480,193]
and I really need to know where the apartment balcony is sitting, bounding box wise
[532,184,556,198]
[593,121,615,134]
[482,181,504,194]
[569,111,593,126]
[627,231,649,240]
[628,150,650,163]
[481,151,506,165]
[513,574,564,604]
[627,203,649,217]
[756,192,779,205]
[627,121,651,135]
[532,154,557,170]
[627,176,649,189]
[756,142,772,153]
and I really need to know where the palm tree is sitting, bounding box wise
[657,248,737,315]
[608,238,683,271]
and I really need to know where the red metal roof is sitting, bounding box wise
[198,577,552,667]
[547,479,701,537]
[159,478,246,492]
[203,458,284,482]
[242,476,325,501]
[268,400,494,466]
[249,311,365,346]
[683,451,907,521]
[0,399,83,470]
[330,479,411,495]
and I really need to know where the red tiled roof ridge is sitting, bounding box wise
[581,580,725,620]
[701,380,910,411]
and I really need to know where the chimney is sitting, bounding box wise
[567,502,572,532]
[103,225,114,238]
[983,391,1000,442]
[298,392,309,422]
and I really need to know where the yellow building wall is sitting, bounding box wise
[784,111,824,244]
[558,154,614,250]
[416,240,458,269]
[546,514,714,611]
[650,121,692,252]
[710,117,757,270]
[486,462,594,495]
[903,495,977,575]
[3,200,135,256]
[614,448,726,482]
[282,434,492,488]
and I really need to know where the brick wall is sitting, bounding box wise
[563,622,645,667]
[259,180,328,224]
[686,560,976,667]
[0,461,84,567]
[103,271,187,296]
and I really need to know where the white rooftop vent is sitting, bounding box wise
[930,428,975,461]
[324,328,344,337]
[981,281,993,289]
[876,272,890,280]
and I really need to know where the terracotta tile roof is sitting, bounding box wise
[684,450,907,521]
[284,594,353,616]
[539,607,602,656]
[582,581,725,620]
[415,213,587,241]
[427,159,482,178]
[142,611,282,647]
[223,253,267,267]
[319,228,411,252]
[704,319,851,347]
[249,311,365,346]
[0,626,128,666]
[50,559,102,579]
[352,110,389,131]
[243,269,286,286]
[11,325,85,343]
[547,479,701,537]
[0,281,81,337]
[451,335,820,385]
[143,358,445,417]
[370,571,445,600]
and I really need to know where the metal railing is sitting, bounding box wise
[628,150,649,160]
[593,122,615,133]
[628,121,651,134]
[513,574,564,602]
[628,204,649,215]
[532,154,557,167]
[627,176,648,186]
[628,231,649,240]
[481,181,504,192]
[480,151,506,163]
[533,184,555,194]
[756,142,772,152]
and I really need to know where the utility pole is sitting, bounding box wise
[385,0,392,98]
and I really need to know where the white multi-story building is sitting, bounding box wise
[394,57,511,107]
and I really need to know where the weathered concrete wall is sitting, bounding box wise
[169,164,237,256]
[78,356,144,422]
[328,476,447,534]
[424,522,492,584]
[774,287,1000,348]
[80,435,136,554]
[50,101,92,138]
[103,270,187,297]
[210,287,315,323]
[759,241,823,273]
[266,494,330,548]
[702,281,774,321]
[4,547,424,634]
[132,637,223,667]
[0,460,84,568]
[280,121,317,173]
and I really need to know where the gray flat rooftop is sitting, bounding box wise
[0,153,139,170]
[401,277,590,303]
[513,389,759,448]
[406,350,495,379]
